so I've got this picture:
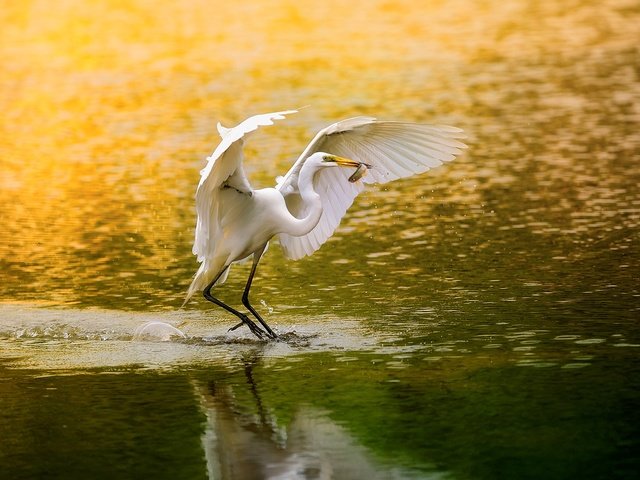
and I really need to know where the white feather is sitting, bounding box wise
[216,122,231,138]
[186,109,466,306]
[276,118,466,260]
[186,110,296,301]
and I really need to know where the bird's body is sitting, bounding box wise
[185,110,466,339]
[186,187,281,296]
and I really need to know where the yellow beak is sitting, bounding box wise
[329,155,361,168]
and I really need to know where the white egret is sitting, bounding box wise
[185,110,466,339]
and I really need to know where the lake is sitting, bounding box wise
[1,0,639,479]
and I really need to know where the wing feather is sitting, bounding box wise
[192,109,296,262]
[276,117,466,260]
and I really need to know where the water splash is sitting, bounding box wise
[133,321,186,342]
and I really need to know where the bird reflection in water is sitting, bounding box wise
[194,355,423,480]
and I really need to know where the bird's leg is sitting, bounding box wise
[241,245,278,339]
[203,268,266,340]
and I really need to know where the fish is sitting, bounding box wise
[348,163,368,183]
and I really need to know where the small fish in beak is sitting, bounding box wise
[348,163,368,183]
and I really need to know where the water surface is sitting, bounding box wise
[1,1,639,479]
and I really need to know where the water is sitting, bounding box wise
[1,0,639,478]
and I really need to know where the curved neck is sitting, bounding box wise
[285,162,324,237]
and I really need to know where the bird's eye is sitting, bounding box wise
[322,155,332,162]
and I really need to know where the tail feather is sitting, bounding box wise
[183,261,230,306]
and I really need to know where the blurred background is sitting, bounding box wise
[1,1,639,479]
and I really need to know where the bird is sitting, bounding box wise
[184,110,466,339]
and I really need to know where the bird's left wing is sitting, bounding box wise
[193,109,297,261]
[276,117,466,260]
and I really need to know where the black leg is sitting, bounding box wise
[203,268,266,340]
[242,246,278,339]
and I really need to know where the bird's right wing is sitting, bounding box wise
[276,117,466,260]
[193,109,297,262]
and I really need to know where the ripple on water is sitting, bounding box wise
[0,304,424,370]
[561,363,590,369]
[575,338,606,345]
[516,360,558,368]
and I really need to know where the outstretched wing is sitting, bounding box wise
[276,117,466,260]
[192,109,297,262]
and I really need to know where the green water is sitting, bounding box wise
[1,0,639,478]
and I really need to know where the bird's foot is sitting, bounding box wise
[228,321,243,332]
[229,318,279,340]
[228,316,266,340]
